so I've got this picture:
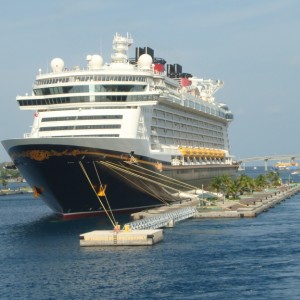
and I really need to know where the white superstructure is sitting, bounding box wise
[16,33,234,166]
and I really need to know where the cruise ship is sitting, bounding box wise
[2,33,238,218]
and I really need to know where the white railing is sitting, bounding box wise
[125,207,197,230]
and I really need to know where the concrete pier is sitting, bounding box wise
[194,185,300,219]
[80,229,163,246]
[79,199,198,247]
[79,185,300,246]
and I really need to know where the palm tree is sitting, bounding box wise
[255,174,268,191]
[209,174,233,198]
[227,179,241,199]
[238,174,256,195]
[266,171,281,187]
[209,176,223,194]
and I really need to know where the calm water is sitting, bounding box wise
[1,170,300,299]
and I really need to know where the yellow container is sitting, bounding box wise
[124,224,130,232]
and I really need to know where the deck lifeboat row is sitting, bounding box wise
[178,147,225,159]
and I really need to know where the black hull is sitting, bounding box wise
[5,143,238,217]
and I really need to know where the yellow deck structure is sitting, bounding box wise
[178,147,225,158]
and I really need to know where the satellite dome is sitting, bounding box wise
[89,54,104,70]
[138,54,153,69]
[50,58,65,73]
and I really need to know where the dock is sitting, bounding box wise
[127,206,197,230]
[79,199,199,247]
[79,185,300,246]
[0,187,32,196]
[195,184,300,219]
[80,229,163,246]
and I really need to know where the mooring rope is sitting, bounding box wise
[79,161,116,227]
[97,161,171,206]
[99,160,216,206]
[124,160,201,191]
[92,161,117,225]
[98,161,183,193]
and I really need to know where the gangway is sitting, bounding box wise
[125,207,197,230]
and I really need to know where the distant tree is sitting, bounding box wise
[266,171,281,187]
[1,179,8,189]
[209,171,282,200]
[0,164,20,180]
[255,174,268,191]
[209,176,223,194]
[209,174,233,198]
[237,174,256,195]
[227,179,241,199]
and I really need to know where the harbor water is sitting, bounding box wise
[1,169,300,299]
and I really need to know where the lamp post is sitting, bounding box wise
[221,183,227,204]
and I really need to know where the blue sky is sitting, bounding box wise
[0,0,299,162]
